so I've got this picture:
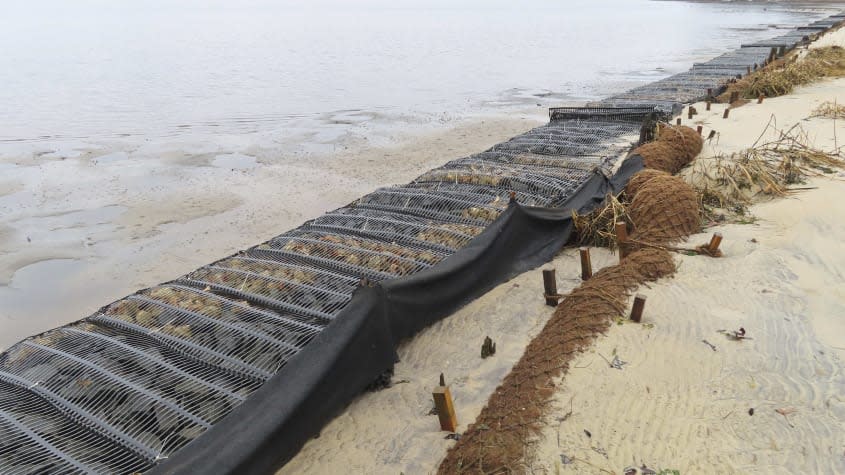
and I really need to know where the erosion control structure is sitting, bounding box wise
[0,12,841,475]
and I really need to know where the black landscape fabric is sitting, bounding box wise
[152,156,644,475]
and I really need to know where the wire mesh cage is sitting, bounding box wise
[351,186,507,226]
[412,166,586,205]
[95,288,320,380]
[255,229,447,280]
[307,207,483,252]
[0,379,153,475]
[403,181,547,207]
[490,120,642,156]
[180,261,353,321]
[462,150,606,171]
[0,338,213,464]
[547,106,657,123]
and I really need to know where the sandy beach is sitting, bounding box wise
[281,29,845,474]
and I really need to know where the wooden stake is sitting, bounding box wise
[747,65,752,75]
[706,101,711,111]
[579,247,592,281]
[723,108,730,119]
[433,386,458,432]
[696,125,703,135]
[439,373,446,387]
[706,88,712,98]
[615,221,629,260]
[542,269,559,306]
[630,294,646,323]
[757,94,764,104]
[676,118,681,125]
[708,232,723,253]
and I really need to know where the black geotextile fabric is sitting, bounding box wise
[152,156,643,475]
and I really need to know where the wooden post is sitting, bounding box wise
[630,294,646,323]
[433,386,458,432]
[696,125,703,135]
[747,65,752,75]
[676,118,681,126]
[579,247,592,281]
[542,269,559,306]
[615,221,629,260]
[688,108,693,119]
[723,108,730,119]
[708,232,723,253]
[757,94,764,104]
[706,101,711,111]
[706,88,712,98]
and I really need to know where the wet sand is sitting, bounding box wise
[0,110,547,350]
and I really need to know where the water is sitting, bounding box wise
[0,0,837,157]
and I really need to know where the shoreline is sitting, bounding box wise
[0,109,547,350]
[282,28,845,475]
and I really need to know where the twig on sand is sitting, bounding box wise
[556,397,575,448]
[776,407,797,428]
[702,339,718,351]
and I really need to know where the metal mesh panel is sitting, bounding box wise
[0,338,212,462]
[0,380,151,474]
[351,186,506,226]
[403,181,547,207]
[181,264,352,321]
[413,166,587,205]
[547,106,657,122]
[252,229,445,281]
[307,208,483,252]
[490,120,641,156]
[464,150,605,170]
[97,287,320,379]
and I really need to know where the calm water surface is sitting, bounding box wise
[0,0,837,154]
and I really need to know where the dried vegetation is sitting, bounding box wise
[719,45,845,100]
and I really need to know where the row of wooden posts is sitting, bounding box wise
[674,92,765,127]
[433,222,725,431]
[432,48,769,433]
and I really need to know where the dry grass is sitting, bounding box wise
[811,100,845,119]
[572,193,631,250]
[684,120,844,222]
[719,46,845,101]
